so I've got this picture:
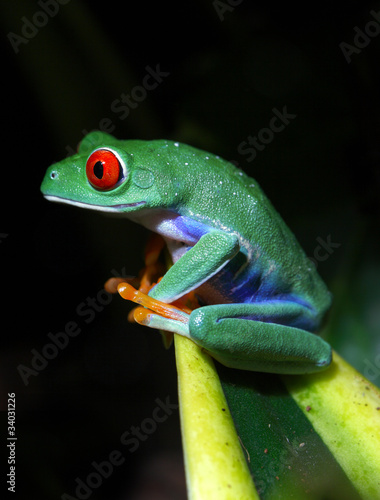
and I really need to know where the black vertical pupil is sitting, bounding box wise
[93,161,104,179]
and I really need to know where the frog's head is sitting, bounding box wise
[41,131,165,215]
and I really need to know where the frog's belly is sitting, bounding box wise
[194,257,283,306]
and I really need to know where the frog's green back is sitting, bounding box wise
[112,138,331,319]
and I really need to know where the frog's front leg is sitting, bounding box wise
[116,229,240,340]
[148,231,240,303]
[187,302,332,374]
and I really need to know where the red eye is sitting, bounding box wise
[86,149,123,190]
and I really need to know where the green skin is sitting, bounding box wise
[41,131,332,374]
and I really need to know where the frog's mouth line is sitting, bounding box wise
[44,195,146,212]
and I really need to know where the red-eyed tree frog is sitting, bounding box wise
[41,131,332,374]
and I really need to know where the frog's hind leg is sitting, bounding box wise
[188,302,332,374]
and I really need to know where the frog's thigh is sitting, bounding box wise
[189,303,332,374]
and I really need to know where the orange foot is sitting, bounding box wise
[104,233,198,348]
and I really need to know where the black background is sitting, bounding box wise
[1,1,380,499]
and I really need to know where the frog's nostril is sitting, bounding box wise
[50,170,58,180]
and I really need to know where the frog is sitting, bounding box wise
[41,131,332,374]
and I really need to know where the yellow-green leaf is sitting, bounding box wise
[283,351,380,500]
[175,334,259,500]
